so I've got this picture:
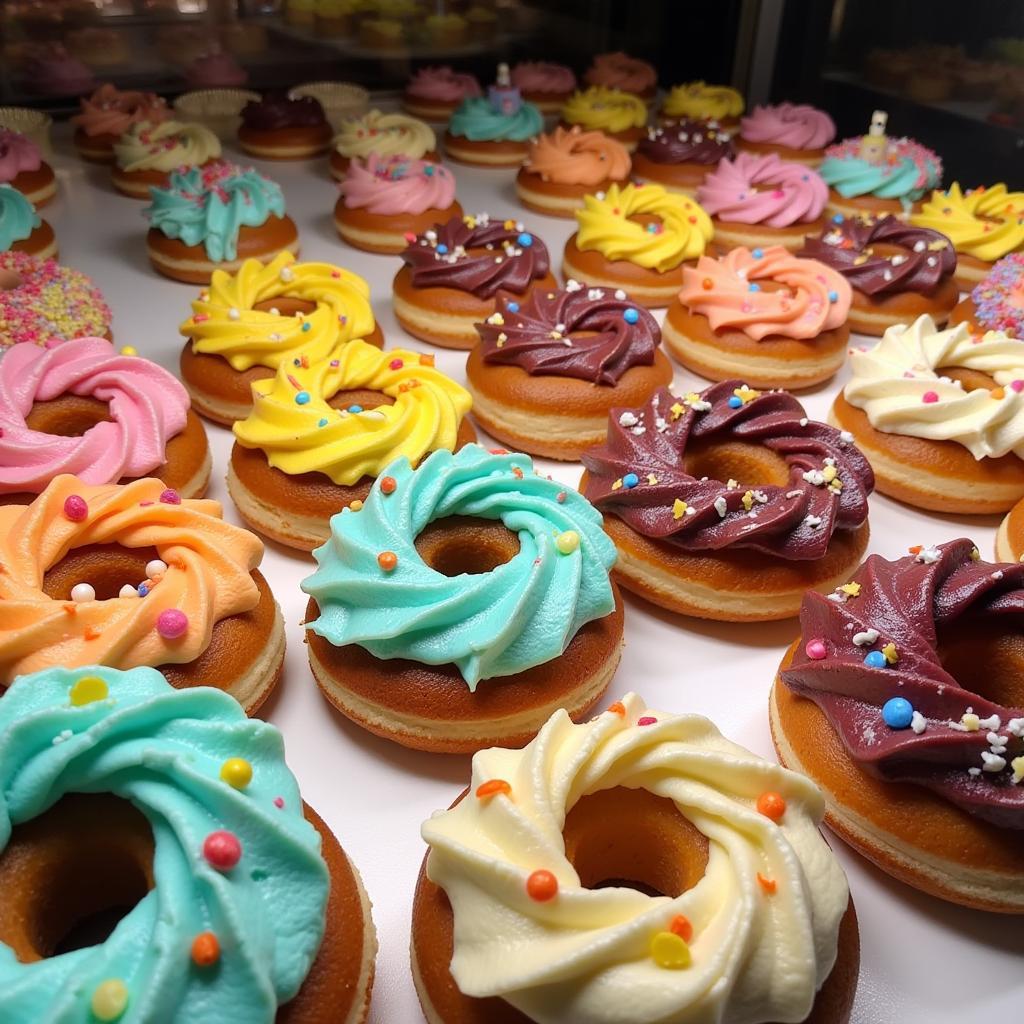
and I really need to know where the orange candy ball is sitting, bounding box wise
[379,476,397,494]
[526,869,558,902]
[476,779,512,800]
[669,913,693,942]
[377,551,398,571]
[756,791,786,822]
[191,931,220,967]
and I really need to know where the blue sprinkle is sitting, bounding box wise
[801,174,809,181]
[137,583,149,597]
[436,243,448,254]
[295,391,311,405]
[623,472,639,488]
[864,650,887,669]
[752,248,763,259]
[748,283,761,292]
[517,232,533,247]
[424,164,435,176]
[832,213,844,224]
[301,322,311,332]
[623,308,640,324]
[727,396,743,409]
[882,696,914,729]
[827,290,839,302]
[507,301,520,313]
[348,404,363,413]
[318,417,328,427]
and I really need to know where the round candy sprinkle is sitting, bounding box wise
[475,779,512,800]
[120,345,138,356]
[506,301,520,313]
[119,584,138,599]
[922,391,939,404]
[650,931,691,969]
[727,396,743,409]
[863,650,887,669]
[882,696,914,729]
[191,931,221,967]
[380,476,397,494]
[832,213,844,224]
[1011,380,1024,393]
[156,609,188,639]
[623,307,640,324]
[517,232,533,247]
[63,494,88,522]
[137,583,150,597]
[90,979,128,1021]
[526,869,558,901]
[70,675,108,706]
[669,914,693,942]
[273,796,285,808]
[756,791,786,822]
[71,583,96,603]
[827,290,839,302]
[555,530,580,554]
[389,358,404,370]
[378,550,398,571]
[623,472,639,488]
[159,488,181,505]
[145,559,167,579]
[203,830,242,870]
[748,282,761,292]
[752,248,763,259]
[348,404,363,414]
[295,391,311,405]
[805,639,827,660]
[436,243,448,254]
[701,277,713,290]
[220,757,253,789]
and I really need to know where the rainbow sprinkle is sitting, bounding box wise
[970,253,1024,337]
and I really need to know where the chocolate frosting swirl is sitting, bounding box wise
[636,119,735,166]
[240,95,327,131]
[798,215,956,297]
[781,539,1024,829]
[581,382,873,559]
[400,213,551,299]
[475,283,659,385]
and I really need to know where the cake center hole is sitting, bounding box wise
[563,787,709,897]
[684,439,791,489]
[936,615,1024,708]
[25,396,112,438]
[327,388,396,413]
[43,543,162,601]
[627,213,663,234]
[0,793,154,963]
[0,269,23,291]
[252,297,316,317]
[941,367,997,394]
[414,516,520,577]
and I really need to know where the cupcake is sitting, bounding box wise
[329,109,437,179]
[950,253,1024,337]
[738,102,836,166]
[0,129,55,208]
[0,185,56,260]
[560,86,648,151]
[510,61,577,114]
[632,119,735,196]
[72,83,170,163]
[424,12,467,48]
[584,51,658,104]
[185,51,249,89]
[111,120,222,200]
[403,66,482,122]
[22,45,95,97]
[238,95,333,160]
[660,80,744,128]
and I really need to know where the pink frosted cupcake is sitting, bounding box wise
[738,103,836,166]
[72,84,170,163]
[23,46,95,97]
[584,51,657,104]
[185,51,249,89]
[698,152,829,251]
[403,67,482,122]
[510,61,577,114]
[333,154,462,254]
[0,130,56,208]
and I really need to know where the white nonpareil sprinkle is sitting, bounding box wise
[119,584,138,599]
[228,307,240,320]
[968,767,982,776]
[839,430,854,443]
[1007,718,1024,737]
[853,628,880,646]
[911,711,927,734]
[804,514,822,528]
[803,469,825,486]
[799,417,809,427]
[52,729,73,746]
[713,496,727,517]
[981,752,1007,772]
[978,714,1001,731]
[614,289,627,300]
[565,279,582,291]
[587,288,604,300]
[618,413,640,428]
[915,546,941,564]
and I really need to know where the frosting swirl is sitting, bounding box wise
[0,475,264,677]
[782,539,1024,828]
[72,84,169,138]
[146,163,287,263]
[0,184,40,252]
[561,86,647,134]
[0,129,42,184]
[0,664,328,1020]
[662,81,744,121]
[637,120,735,166]
[697,152,828,227]
[406,66,481,103]
[240,94,328,131]
[799,215,956,296]
[182,252,375,372]
[0,338,189,493]
[679,245,851,339]
[910,183,1024,262]
[476,283,659,384]
[113,119,221,173]
[333,109,436,161]
[422,692,849,1023]
[819,137,942,204]
[575,183,713,271]
[970,253,1024,336]
[584,52,657,95]
[400,213,551,299]
[232,340,470,485]
[302,444,616,687]
[844,315,1024,458]
[511,61,576,95]
[739,103,836,150]
[448,96,544,143]
[582,383,872,559]
[523,126,631,186]
[340,154,456,215]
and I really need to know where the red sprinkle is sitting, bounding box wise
[756,791,787,822]
[63,495,88,522]
[203,830,242,870]
[191,932,220,967]
[637,715,657,726]
[922,391,939,403]
[526,869,558,902]
[669,914,693,942]
[159,488,181,505]
[273,797,285,809]
[389,358,404,370]
[556,491,567,503]
[380,476,397,494]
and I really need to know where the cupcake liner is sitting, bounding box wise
[0,108,54,160]
[173,88,262,139]
[288,81,370,130]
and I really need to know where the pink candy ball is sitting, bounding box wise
[63,495,88,522]
[156,609,188,639]
[805,639,827,660]
[159,488,181,505]
[202,830,242,870]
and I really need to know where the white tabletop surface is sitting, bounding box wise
[37,123,1024,1023]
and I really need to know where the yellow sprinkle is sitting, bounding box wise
[611,478,623,490]
[463,215,477,228]
[928,239,947,250]
[220,757,253,789]
[70,676,108,707]
[349,499,363,511]
[672,499,688,519]
[970,547,981,561]
[488,313,505,326]
[881,642,899,665]
[1011,756,1024,784]
[503,219,516,230]
[670,402,685,420]
[733,385,760,404]
[828,478,844,493]
[726,478,739,490]
[647,473,659,485]
[555,530,580,554]
[821,465,837,483]
[839,582,861,597]
[741,490,754,511]
[120,345,138,357]
[650,931,691,969]
[961,713,980,732]
[91,979,128,1021]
